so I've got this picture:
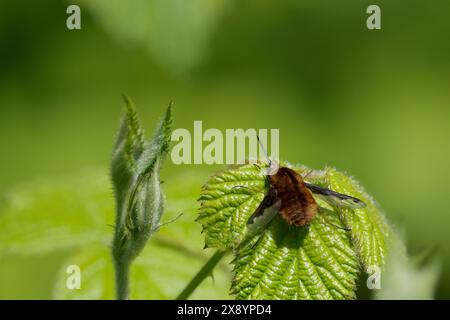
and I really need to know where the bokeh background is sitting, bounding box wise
[0,0,449,299]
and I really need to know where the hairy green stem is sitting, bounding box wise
[176,250,227,300]
[115,259,130,300]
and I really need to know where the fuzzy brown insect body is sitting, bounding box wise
[269,167,317,226]
[248,137,366,228]
[248,165,366,228]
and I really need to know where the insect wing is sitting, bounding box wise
[247,188,278,225]
[240,194,280,253]
[304,183,366,209]
[247,199,280,234]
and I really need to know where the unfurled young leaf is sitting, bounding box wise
[232,213,359,299]
[305,167,392,271]
[198,162,392,300]
[197,164,267,250]
[111,96,172,299]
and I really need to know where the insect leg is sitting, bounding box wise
[324,220,352,232]
[318,207,352,231]
[302,170,314,180]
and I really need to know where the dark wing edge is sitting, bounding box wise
[247,188,278,225]
[304,182,366,209]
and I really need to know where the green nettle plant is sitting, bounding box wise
[109,96,394,300]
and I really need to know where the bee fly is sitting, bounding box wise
[247,138,366,229]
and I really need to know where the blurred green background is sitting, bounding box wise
[0,0,449,299]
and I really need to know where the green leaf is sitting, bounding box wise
[197,164,267,250]
[0,167,232,299]
[198,163,391,299]
[232,214,359,299]
[307,167,392,270]
[0,171,112,255]
[0,169,205,256]
[80,0,229,74]
[53,243,232,300]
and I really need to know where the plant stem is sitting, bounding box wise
[176,249,227,300]
[115,259,130,300]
